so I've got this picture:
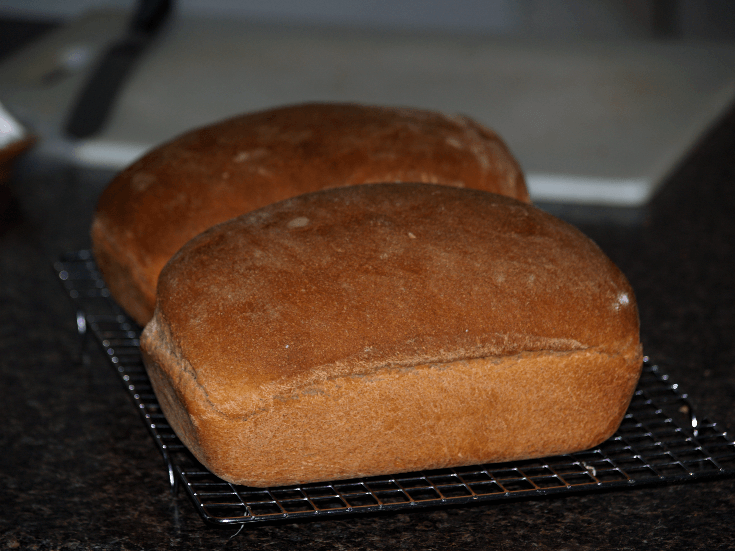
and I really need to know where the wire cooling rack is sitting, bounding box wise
[55,250,735,527]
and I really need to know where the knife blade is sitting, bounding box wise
[64,0,172,139]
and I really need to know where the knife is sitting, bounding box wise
[64,0,173,139]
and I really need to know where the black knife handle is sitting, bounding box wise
[63,0,173,140]
[130,0,173,35]
[64,40,144,140]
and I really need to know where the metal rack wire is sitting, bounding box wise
[55,250,735,527]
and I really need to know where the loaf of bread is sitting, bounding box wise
[140,183,642,488]
[91,102,530,327]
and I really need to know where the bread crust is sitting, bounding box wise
[92,102,529,326]
[140,183,642,487]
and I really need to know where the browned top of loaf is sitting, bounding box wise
[151,183,639,417]
[92,102,528,324]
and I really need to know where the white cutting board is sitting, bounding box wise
[2,8,734,206]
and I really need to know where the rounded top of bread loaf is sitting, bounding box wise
[144,183,639,416]
[91,102,529,326]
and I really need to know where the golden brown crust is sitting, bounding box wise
[92,102,529,326]
[140,183,642,487]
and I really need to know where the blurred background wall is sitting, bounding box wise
[0,0,734,41]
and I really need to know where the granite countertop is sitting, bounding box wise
[2,24,734,551]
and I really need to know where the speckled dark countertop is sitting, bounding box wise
[2,23,734,551]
